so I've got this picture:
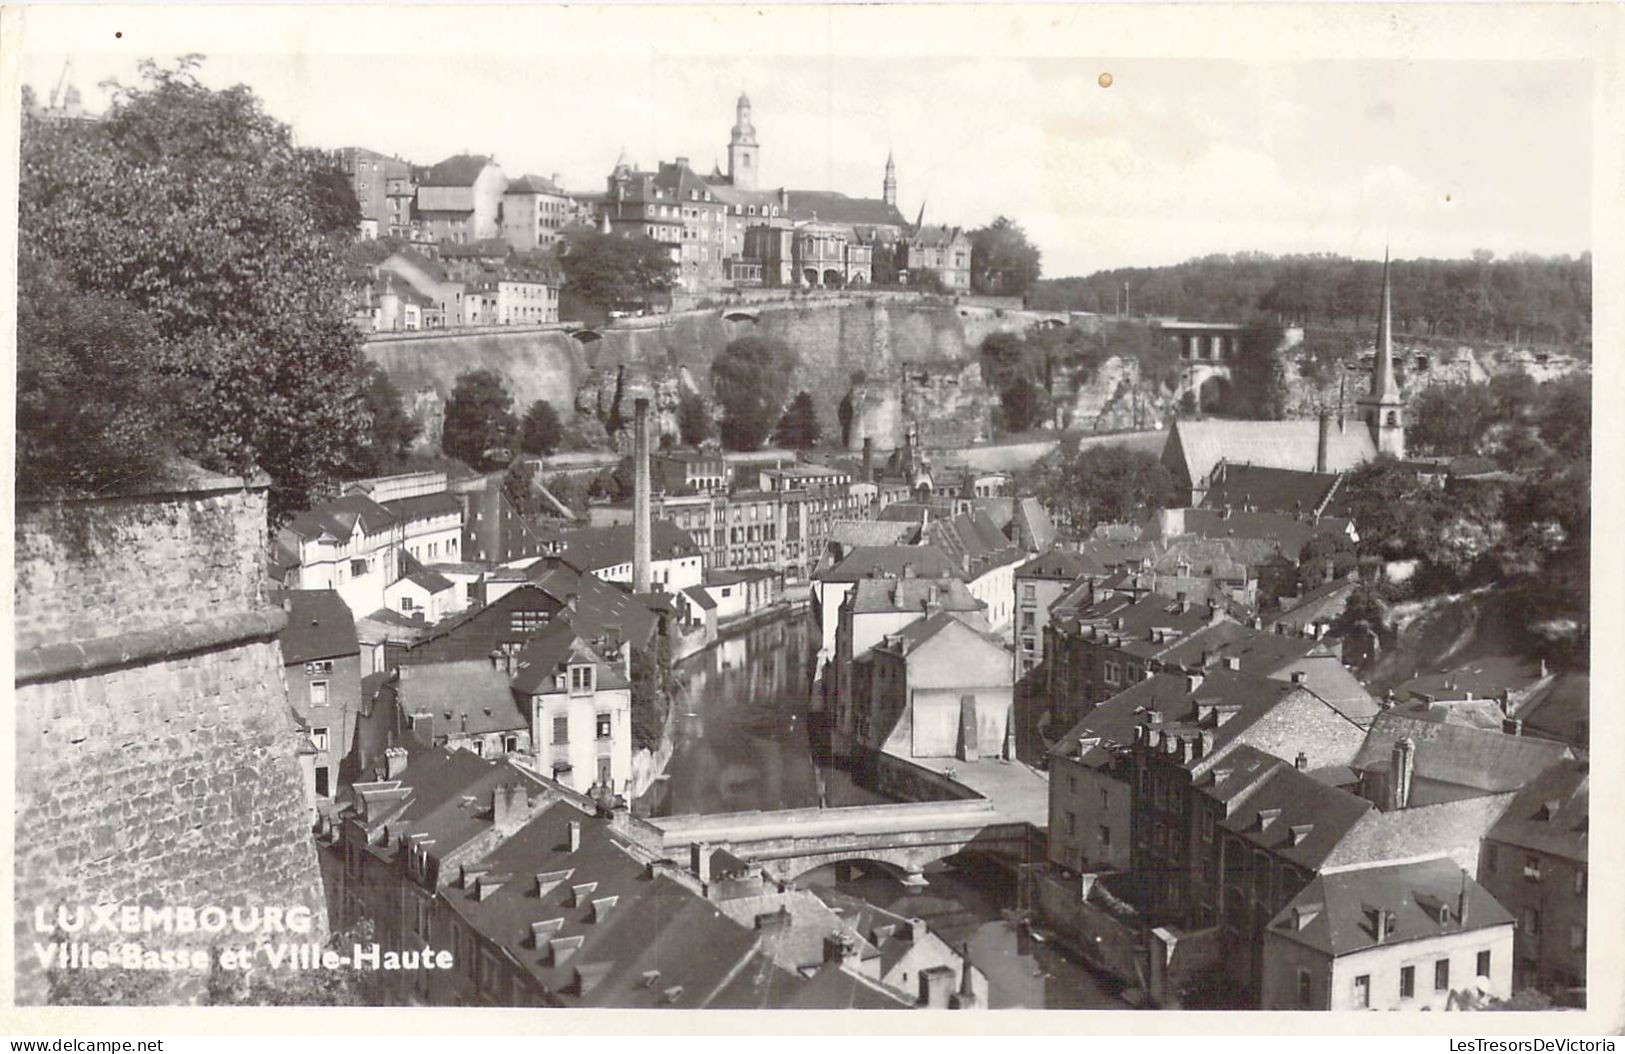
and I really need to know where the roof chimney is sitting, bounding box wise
[1388,736,1416,810]
[1317,411,1331,474]
[1295,751,1308,770]
[383,746,408,780]
[862,436,874,481]
[918,965,955,1009]
[568,819,583,852]
[633,397,653,594]
[690,841,712,885]
[1185,671,1205,694]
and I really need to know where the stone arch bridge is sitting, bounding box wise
[624,799,1035,887]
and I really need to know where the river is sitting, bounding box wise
[643,613,1131,1010]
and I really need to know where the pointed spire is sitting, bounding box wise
[914,201,926,232]
[1370,247,1400,403]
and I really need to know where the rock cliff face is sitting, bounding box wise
[363,297,1048,451]
[13,472,327,1004]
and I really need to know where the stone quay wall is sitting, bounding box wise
[13,475,327,1004]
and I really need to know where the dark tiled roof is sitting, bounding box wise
[784,190,908,228]
[817,545,962,583]
[347,749,545,864]
[504,173,565,196]
[1350,711,1572,796]
[283,493,396,542]
[382,491,464,524]
[1394,655,1549,704]
[1048,668,1297,761]
[875,609,1007,659]
[1147,508,1350,562]
[1518,671,1588,748]
[440,803,780,1007]
[405,571,455,593]
[847,576,982,616]
[395,660,529,736]
[1212,745,1376,870]
[1484,758,1587,863]
[1268,857,1514,958]
[1017,546,1091,580]
[272,589,359,663]
[509,618,628,696]
[556,521,701,572]
[1201,464,1342,517]
[682,585,717,611]
[1166,419,1376,490]
[421,153,496,187]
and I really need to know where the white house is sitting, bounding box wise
[510,620,634,797]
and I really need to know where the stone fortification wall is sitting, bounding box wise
[13,473,326,1004]
[362,297,1048,451]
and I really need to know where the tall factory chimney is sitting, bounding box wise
[633,396,652,594]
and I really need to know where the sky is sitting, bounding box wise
[20,24,1593,277]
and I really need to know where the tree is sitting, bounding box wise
[1537,373,1591,461]
[775,391,822,449]
[979,331,1030,392]
[559,230,677,317]
[871,241,902,287]
[18,56,370,522]
[1023,445,1176,528]
[999,375,1046,433]
[712,336,797,451]
[1223,318,1288,419]
[629,641,668,752]
[441,369,517,470]
[16,257,174,498]
[677,390,712,447]
[344,361,420,478]
[519,399,564,456]
[1407,383,1497,457]
[301,148,363,237]
[969,216,1043,297]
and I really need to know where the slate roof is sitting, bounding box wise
[1268,857,1514,958]
[394,659,529,736]
[911,224,969,247]
[846,576,983,616]
[1146,508,1350,562]
[555,521,701,572]
[1517,671,1588,749]
[1394,656,1550,704]
[1349,711,1572,798]
[1210,744,1376,871]
[874,608,1009,660]
[504,173,565,196]
[283,493,396,543]
[421,153,496,187]
[1048,668,1298,763]
[509,618,629,696]
[404,571,455,594]
[817,545,962,583]
[1484,758,1587,863]
[1269,576,1358,634]
[1012,497,1057,551]
[1201,464,1343,517]
[1165,419,1376,491]
[440,801,789,1007]
[784,190,908,228]
[682,585,718,611]
[828,520,920,550]
[346,748,544,864]
[272,589,359,663]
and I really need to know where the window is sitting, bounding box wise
[1297,968,1313,1008]
[304,660,334,675]
[1068,775,1077,794]
[1099,825,1111,850]
[1399,965,1415,999]
[510,609,549,634]
[552,717,569,746]
[1066,812,1076,835]
[597,756,613,787]
[1100,788,1110,810]
[1569,925,1585,952]
[1434,958,1450,992]
[596,713,612,741]
[311,726,330,752]
[1022,583,1036,601]
[1523,907,1540,936]
[1524,855,1543,881]
[315,766,330,798]
[1574,868,1587,895]
[1477,950,1493,977]
[310,681,329,706]
[350,558,368,577]
[503,735,518,754]
[1353,974,1370,1009]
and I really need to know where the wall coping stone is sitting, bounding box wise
[15,606,290,686]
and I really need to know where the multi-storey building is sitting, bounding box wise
[598,158,728,293]
[1261,857,1514,1010]
[417,154,507,244]
[1477,758,1588,1000]
[274,589,362,803]
[501,173,573,253]
[387,659,532,760]
[509,617,633,796]
[339,147,411,238]
[651,449,729,495]
[905,225,972,291]
[1015,547,1100,677]
[744,222,873,288]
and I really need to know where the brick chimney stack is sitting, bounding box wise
[633,397,652,594]
[1388,736,1416,810]
[1317,411,1331,474]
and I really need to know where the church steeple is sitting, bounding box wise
[727,91,759,189]
[1359,248,1407,458]
[883,149,897,207]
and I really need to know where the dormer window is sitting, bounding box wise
[570,664,594,694]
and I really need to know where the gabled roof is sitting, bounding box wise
[504,173,565,196]
[845,576,983,616]
[345,748,544,862]
[1269,576,1359,634]
[817,545,962,583]
[283,493,396,543]
[1349,711,1572,798]
[1485,758,1587,863]
[440,802,784,1007]
[394,660,528,736]
[783,190,908,228]
[1049,668,1297,761]
[1212,745,1376,870]
[1164,419,1376,491]
[514,568,659,646]
[874,608,1008,660]
[682,585,718,611]
[910,224,969,248]
[1268,858,1513,959]
[509,618,628,696]
[1517,671,1588,749]
[1393,655,1550,704]
[271,589,359,663]
[1201,464,1343,518]
[555,521,701,573]
[381,491,465,525]
[1012,497,1057,551]
[421,154,497,188]
[403,571,455,594]
[1146,508,1349,563]
[1017,546,1093,581]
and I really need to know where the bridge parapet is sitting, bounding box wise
[643,798,999,851]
